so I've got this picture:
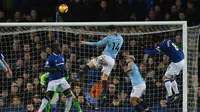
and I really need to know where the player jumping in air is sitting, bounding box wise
[0,53,12,77]
[40,72,82,112]
[144,39,184,105]
[38,44,73,112]
[119,55,151,112]
[80,25,123,104]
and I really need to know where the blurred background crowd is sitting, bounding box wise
[0,0,200,26]
[0,0,199,112]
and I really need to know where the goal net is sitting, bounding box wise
[0,22,198,112]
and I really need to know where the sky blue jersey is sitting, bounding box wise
[0,53,6,70]
[145,39,184,63]
[128,62,144,87]
[85,34,123,59]
[45,53,65,81]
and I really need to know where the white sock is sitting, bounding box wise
[171,80,179,94]
[65,95,73,112]
[164,80,173,96]
[38,98,49,112]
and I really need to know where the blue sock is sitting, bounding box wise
[83,65,90,74]
[102,80,108,97]
[139,100,149,110]
[135,104,144,112]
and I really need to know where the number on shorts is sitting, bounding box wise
[112,42,120,51]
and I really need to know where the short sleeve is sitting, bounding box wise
[45,56,52,68]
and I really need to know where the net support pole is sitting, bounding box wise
[182,21,188,112]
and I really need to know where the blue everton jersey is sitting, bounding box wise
[156,39,184,63]
[45,53,65,81]
[85,34,123,59]
[128,62,144,87]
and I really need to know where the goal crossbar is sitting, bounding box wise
[0,21,188,112]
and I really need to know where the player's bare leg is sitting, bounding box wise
[130,97,145,112]
[83,61,95,74]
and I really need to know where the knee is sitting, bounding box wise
[63,89,72,97]
[130,97,137,104]
[162,75,170,81]
[45,91,54,101]
[87,61,95,68]
[102,74,109,80]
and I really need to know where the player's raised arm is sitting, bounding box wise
[144,40,167,55]
[80,37,108,46]
[0,53,12,77]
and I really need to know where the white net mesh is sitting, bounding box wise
[0,23,198,112]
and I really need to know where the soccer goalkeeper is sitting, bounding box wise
[40,72,82,112]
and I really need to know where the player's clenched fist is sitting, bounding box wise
[80,41,86,45]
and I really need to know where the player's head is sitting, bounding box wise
[52,43,62,54]
[108,25,117,34]
[126,55,135,63]
[153,35,163,44]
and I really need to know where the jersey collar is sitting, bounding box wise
[53,53,60,56]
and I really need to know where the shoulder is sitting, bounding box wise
[47,54,54,59]
[128,62,134,66]
[61,54,64,57]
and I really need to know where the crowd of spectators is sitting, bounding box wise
[0,0,200,26]
[0,0,199,112]
[0,27,196,112]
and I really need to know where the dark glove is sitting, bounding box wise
[118,51,123,60]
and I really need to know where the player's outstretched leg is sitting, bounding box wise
[83,61,95,74]
[138,98,152,112]
[99,73,109,106]
[63,89,73,112]
[130,97,145,112]
[171,79,180,101]
[163,76,174,104]
[38,91,54,112]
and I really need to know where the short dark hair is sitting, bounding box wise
[108,25,117,32]
[52,43,60,51]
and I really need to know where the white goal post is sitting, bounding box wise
[0,21,197,112]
